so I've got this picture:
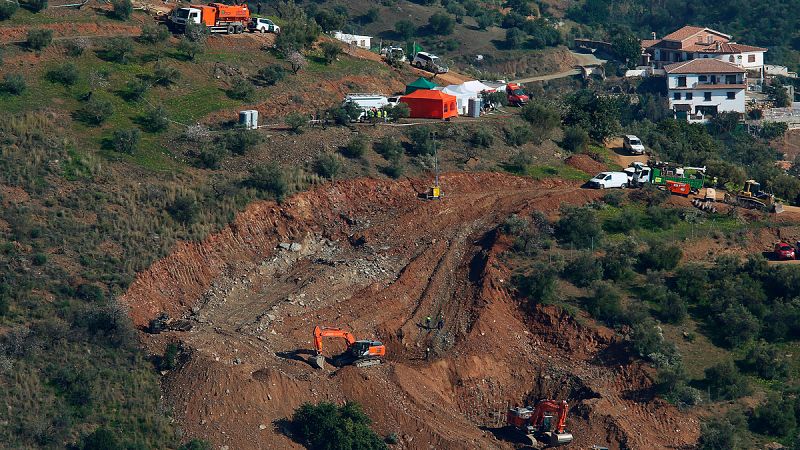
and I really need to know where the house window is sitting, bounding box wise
[748,54,756,63]
[727,92,736,100]
[726,74,737,84]
[699,75,707,82]
[677,76,687,87]
[704,92,712,101]
[674,93,681,100]
[710,75,717,83]
[686,93,693,100]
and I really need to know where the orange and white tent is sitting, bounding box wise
[399,89,458,120]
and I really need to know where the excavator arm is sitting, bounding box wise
[313,326,356,355]
[531,400,569,433]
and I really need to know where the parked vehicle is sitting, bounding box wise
[775,242,795,260]
[168,3,250,34]
[343,93,390,120]
[411,52,449,74]
[506,83,529,106]
[588,172,628,189]
[249,17,280,33]
[626,161,705,193]
[380,46,406,62]
[623,135,645,155]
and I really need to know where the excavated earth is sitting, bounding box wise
[121,172,700,449]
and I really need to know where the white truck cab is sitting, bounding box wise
[623,135,645,155]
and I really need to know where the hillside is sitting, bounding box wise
[4,0,800,449]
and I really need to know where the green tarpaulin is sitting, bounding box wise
[405,77,439,95]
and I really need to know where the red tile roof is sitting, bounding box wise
[641,39,661,49]
[661,26,706,42]
[698,42,768,53]
[664,59,746,74]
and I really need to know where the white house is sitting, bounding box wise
[643,26,766,72]
[665,59,747,122]
[332,32,371,49]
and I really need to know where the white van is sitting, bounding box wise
[343,93,390,120]
[623,135,645,155]
[588,172,628,189]
[411,52,449,74]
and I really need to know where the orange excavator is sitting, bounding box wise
[507,400,573,447]
[312,326,385,369]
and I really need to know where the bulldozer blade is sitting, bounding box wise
[312,355,325,369]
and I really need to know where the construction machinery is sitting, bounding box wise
[312,326,385,369]
[167,3,250,34]
[507,400,574,447]
[425,132,442,199]
[723,179,784,213]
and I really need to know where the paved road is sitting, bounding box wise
[511,51,607,84]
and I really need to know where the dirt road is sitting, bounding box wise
[122,172,699,450]
[511,51,606,84]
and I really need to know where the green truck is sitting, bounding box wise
[627,162,706,192]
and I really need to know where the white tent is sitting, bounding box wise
[440,81,495,115]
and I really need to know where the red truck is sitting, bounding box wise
[506,83,529,106]
[168,3,250,34]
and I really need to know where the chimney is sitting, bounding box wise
[652,32,656,40]
[716,41,721,51]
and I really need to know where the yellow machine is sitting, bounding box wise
[426,183,441,200]
[425,132,442,200]
[724,179,783,213]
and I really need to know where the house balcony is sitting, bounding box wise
[672,82,746,90]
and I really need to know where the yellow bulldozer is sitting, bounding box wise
[724,180,784,213]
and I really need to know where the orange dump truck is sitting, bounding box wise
[168,3,250,34]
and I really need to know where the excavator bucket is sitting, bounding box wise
[312,355,325,369]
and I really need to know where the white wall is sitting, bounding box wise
[709,51,764,69]
[668,87,745,121]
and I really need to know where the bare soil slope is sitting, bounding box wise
[121,172,699,449]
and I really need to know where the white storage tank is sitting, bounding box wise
[238,110,259,129]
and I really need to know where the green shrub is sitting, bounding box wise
[341,135,366,159]
[374,136,403,162]
[0,0,18,19]
[178,439,212,450]
[227,78,254,101]
[629,184,669,206]
[285,112,306,134]
[153,62,180,86]
[602,208,641,233]
[320,41,342,65]
[555,205,602,249]
[561,126,589,153]
[47,62,79,86]
[289,402,387,450]
[521,102,560,135]
[193,145,225,169]
[178,36,204,61]
[601,243,635,281]
[406,126,438,156]
[386,102,410,121]
[564,252,603,287]
[467,127,494,148]
[139,23,170,45]
[750,395,796,437]
[503,124,533,147]
[25,0,47,12]
[101,37,134,63]
[699,411,747,450]
[704,360,751,401]
[81,427,121,450]
[741,341,789,380]
[141,105,169,132]
[715,303,761,348]
[167,196,198,224]
[657,291,686,324]
[245,164,289,200]
[514,263,558,304]
[123,79,149,101]
[76,284,104,302]
[644,206,680,229]
[111,0,132,20]
[585,281,623,325]
[183,21,209,42]
[314,153,342,179]
[32,252,47,266]
[427,12,454,35]
[381,159,405,179]
[64,37,90,57]
[257,65,286,86]
[111,128,140,154]
[222,129,260,155]
[26,29,53,51]
[0,73,26,95]
[395,19,415,40]
[76,97,114,125]
[638,245,682,271]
